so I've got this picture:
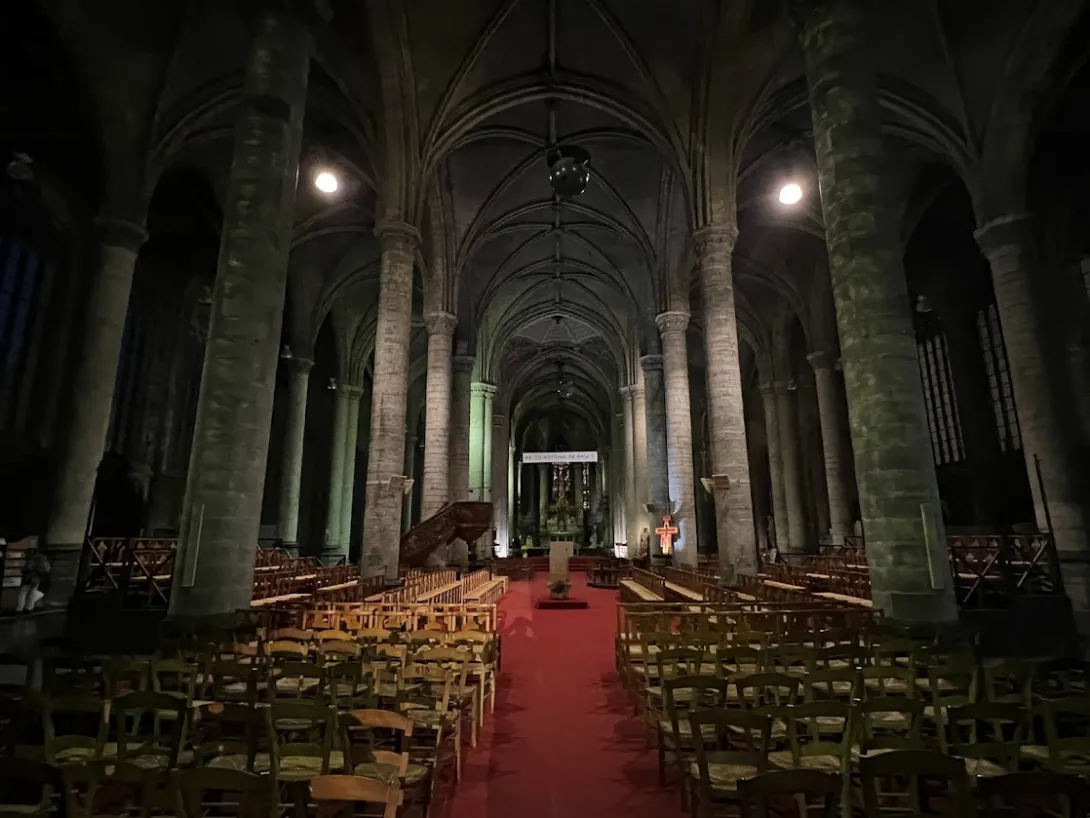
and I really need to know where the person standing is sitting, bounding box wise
[16,546,51,613]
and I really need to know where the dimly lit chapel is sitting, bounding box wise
[2,0,1090,815]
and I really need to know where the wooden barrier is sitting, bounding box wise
[619,568,666,602]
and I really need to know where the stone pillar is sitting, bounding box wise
[420,311,456,518]
[775,381,808,553]
[339,385,363,555]
[449,355,474,502]
[695,225,757,581]
[656,311,699,568]
[322,383,351,560]
[468,382,495,501]
[491,412,508,554]
[632,379,650,542]
[360,222,420,581]
[276,357,313,555]
[641,354,670,525]
[45,218,147,603]
[166,9,309,621]
[796,0,956,622]
[482,388,496,501]
[759,382,789,553]
[974,216,1089,555]
[538,464,548,532]
[620,386,638,544]
[807,351,853,541]
[402,432,417,533]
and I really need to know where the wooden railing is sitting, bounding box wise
[658,566,707,598]
[630,568,666,599]
[947,533,1063,607]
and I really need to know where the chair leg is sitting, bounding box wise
[657,728,666,785]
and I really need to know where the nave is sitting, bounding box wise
[448,575,679,818]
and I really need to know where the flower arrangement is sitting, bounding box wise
[548,579,571,599]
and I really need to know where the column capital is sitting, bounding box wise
[492,412,505,427]
[342,384,365,399]
[655,310,690,335]
[282,355,314,374]
[374,219,421,249]
[452,354,476,375]
[640,354,664,372]
[806,349,838,372]
[330,380,362,397]
[758,381,775,396]
[619,384,635,399]
[693,223,739,251]
[471,381,497,397]
[773,379,793,395]
[424,310,457,337]
[95,216,148,252]
[973,213,1034,260]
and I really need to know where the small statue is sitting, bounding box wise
[638,527,651,559]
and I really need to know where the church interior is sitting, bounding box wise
[3,0,1090,815]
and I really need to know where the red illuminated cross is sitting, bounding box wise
[655,515,679,554]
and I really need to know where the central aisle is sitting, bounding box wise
[447,574,684,818]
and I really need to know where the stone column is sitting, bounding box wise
[807,351,853,541]
[339,384,363,555]
[420,311,456,518]
[449,355,474,502]
[402,432,417,533]
[641,354,670,524]
[620,386,638,544]
[538,464,548,532]
[276,357,313,555]
[45,218,147,603]
[656,311,699,568]
[759,382,789,553]
[468,382,494,501]
[796,0,956,622]
[974,216,1089,555]
[360,221,420,581]
[775,381,808,553]
[695,224,757,581]
[482,387,496,501]
[491,412,508,554]
[321,384,351,561]
[632,379,650,542]
[166,9,309,621]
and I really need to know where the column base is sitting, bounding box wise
[280,542,300,558]
[162,610,259,639]
[872,590,959,628]
[42,542,84,608]
[318,545,348,565]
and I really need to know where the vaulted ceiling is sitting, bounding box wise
[14,0,1090,450]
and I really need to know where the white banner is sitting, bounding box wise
[522,450,598,464]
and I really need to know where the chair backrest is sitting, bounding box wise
[310,774,402,818]
[738,769,841,818]
[946,702,1026,772]
[192,702,263,770]
[859,749,972,817]
[112,690,188,768]
[177,767,274,818]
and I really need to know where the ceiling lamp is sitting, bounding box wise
[314,170,339,194]
[778,182,803,206]
[547,145,591,198]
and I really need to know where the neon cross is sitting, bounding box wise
[655,514,679,555]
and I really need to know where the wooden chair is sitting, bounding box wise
[977,771,1090,818]
[192,702,266,773]
[112,690,189,770]
[61,759,171,818]
[265,702,336,783]
[176,768,275,818]
[737,769,842,818]
[41,693,111,765]
[310,774,402,818]
[0,758,62,818]
[859,749,973,818]
[688,709,773,818]
[946,702,1025,778]
[1039,695,1090,775]
[659,675,729,795]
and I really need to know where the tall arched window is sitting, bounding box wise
[977,303,1021,453]
[0,188,60,438]
[917,332,964,466]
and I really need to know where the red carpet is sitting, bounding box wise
[445,575,684,818]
